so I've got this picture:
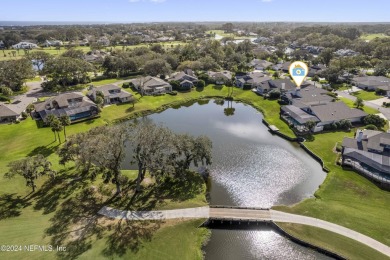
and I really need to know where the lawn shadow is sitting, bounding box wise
[0,193,32,220]
[45,187,106,260]
[102,218,162,257]
[32,169,90,214]
[27,145,58,157]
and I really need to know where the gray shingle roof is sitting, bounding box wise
[0,104,19,117]
[281,105,319,124]
[310,102,367,122]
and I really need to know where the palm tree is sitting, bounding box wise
[45,114,57,141]
[59,115,71,141]
[46,114,63,143]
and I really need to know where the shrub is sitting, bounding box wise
[21,112,28,119]
[375,88,387,95]
[243,83,252,90]
[197,80,205,88]
[122,82,130,88]
[168,91,177,96]
[363,114,386,128]
[364,124,378,130]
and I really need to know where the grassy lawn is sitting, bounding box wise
[277,223,389,260]
[351,90,383,101]
[338,97,379,114]
[274,130,390,248]
[360,33,390,41]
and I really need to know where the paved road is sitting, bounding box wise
[98,206,390,257]
[336,90,390,120]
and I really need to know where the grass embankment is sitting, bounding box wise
[277,223,390,260]
[274,131,390,251]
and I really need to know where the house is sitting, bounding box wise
[12,42,38,49]
[207,71,232,85]
[255,78,295,95]
[0,40,4,49]
[272,62,291,72]
[44,40,63,47]
[168,69,198,90]
[34,92,98,122]
[88,85,133,104]
[130,76,172,95]
[352,76,390,96]
[281,101,367,132]
[97,36,110,46]
[335,49,359,57]
[248,59,273,71]
[307,64,326,77]
[0,97,36,123]
[84,50,107,63]
[281,86,334,109]
[342,130,390,180]
[235,72,268,89]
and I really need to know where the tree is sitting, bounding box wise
[305,120,316,132]
[46,114,63,143]
[0,59,35,91]
[5,154,55,192]
[43,56,93,88]
[58,125,128,194]
[0,86,13,97]
[354,97,364,109]
[26,51,51,71]
[143,59,171,77]
[59,115,71,141]
[61,48,85,59]
[197,80,205,89]
[127,120,212,192]
[318,48,334,66]
[363,114,386,129]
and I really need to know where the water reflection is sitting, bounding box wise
[124,100,327,259]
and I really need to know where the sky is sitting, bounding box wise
[1,0,390,23]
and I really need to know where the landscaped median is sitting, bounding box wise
[0,83,389,258]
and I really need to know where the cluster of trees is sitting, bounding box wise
[0,59,35,91]
[57,120,212,194]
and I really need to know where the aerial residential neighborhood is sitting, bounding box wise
[0,1,390,260]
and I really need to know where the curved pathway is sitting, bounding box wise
[98,206,390,257]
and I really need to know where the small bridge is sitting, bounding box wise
[98,205,390,258]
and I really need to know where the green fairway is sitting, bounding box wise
[360,33,390,40]
[277,223,389,260]
[0,41,185,61]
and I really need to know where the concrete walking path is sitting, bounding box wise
[98,206,390,257]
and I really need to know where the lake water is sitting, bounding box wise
[124,99,330,259]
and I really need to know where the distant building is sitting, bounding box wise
[97,37,110,46]
[0,40,5,49]
[335,49,359,57]
[248,59,273,71]
[12,42,38,49]
[235,72,269,89]
[44,40,63,47]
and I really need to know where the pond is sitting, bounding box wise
[124,99,330,259]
